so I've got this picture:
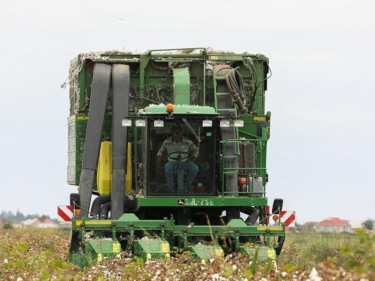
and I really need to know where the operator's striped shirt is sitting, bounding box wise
[157,137,199,162]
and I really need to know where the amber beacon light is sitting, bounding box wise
[166,103,174,113]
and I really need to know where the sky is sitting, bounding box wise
[0,0,374,224]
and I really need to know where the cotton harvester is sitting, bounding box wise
[64,48,285,267]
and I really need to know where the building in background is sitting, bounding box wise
[348,220,364,229]
[22,218,58,228]
[314,217,352,233]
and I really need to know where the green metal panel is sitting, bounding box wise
[173,67,190,105]
[134,239,170,260]
[67,114,112,186]
[188,244,224,259]
[137,197,267,207]
[86,240,121,255]
[239,245,276,260]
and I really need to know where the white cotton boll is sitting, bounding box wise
[308,268,322,281]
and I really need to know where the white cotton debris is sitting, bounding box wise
[211,274,228,281]
[307,268,322,281]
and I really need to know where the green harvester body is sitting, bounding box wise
[65,48,285,267]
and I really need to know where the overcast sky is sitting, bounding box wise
[0,0,374,223]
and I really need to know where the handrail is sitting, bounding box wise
[220,138,266,197]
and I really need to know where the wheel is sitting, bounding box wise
[168,151,189,161]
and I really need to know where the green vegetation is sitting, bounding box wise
[362,219,375,230]
[278,230,375,280]
[342,229,375,278]
[2,222,14,229]
[0,228,374,280]
[279,232,357,269]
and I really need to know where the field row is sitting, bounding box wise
[0,229,374,280]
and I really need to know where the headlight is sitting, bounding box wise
[135,119,146,127]
[154,120,164,127]
[121,119,132,127]
[233,120,244,127]
[202,120,212,127]
[220,120,230,127]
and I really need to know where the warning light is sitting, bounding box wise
[238,177,247,185]
[166,103,174,113]
[75,209,81,217]
[272,215,279,222]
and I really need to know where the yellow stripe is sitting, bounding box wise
[85,221,112,225]
[254,116,266,121]
[75,220,112,226]
[77,116,89,120]
[257,226,283,231]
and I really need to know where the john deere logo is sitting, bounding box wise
[177,199,185,205]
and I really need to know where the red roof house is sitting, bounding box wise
[22,218,58,228]
[314,217,352,233]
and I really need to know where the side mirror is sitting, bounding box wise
[70,193,80,208]
[272,198,283,214]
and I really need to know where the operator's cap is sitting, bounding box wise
[171,125,182,133]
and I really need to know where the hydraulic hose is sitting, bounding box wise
[91,195,111,218]
[225,69,248,114]
[97,196,134,220]
[100,202,112,220]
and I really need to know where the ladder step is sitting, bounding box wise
[215,76,226,81]
[223,155,238,159]
[218,109,237,116]
[217,108,236,112]
[216,92,231,96]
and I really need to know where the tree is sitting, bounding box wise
[15,210,25,221]
[295,221,317,232]
[362,219,374,230]
[3,222,13,229]
[39,215,47,222]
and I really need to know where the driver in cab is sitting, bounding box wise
[157,125,199,191]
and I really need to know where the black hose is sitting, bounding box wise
[248,63,272,113]
[91,195,111,218]
[100,202,112,220]
[225,69,248,114]
[97,196,134,220]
